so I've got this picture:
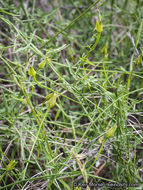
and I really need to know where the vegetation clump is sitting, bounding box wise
[0,0,143,189]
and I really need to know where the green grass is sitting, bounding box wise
[0,0,143,189]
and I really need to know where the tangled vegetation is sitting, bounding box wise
[0,0,143,189]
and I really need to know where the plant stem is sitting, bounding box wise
[87,138,106,171]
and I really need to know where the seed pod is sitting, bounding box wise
[28,65,36,77]
[105,125,117,139]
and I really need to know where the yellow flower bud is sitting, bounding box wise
[105,125,117,139]
[28,65,36,77]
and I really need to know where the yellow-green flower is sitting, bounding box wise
[96,20,102,33]
[135,55,142,65]
[96,9,103,33]
[105,125,117,139]
[38,58,47,69]
[45,93,53,101]
[6,160,17,172]
[28,65,36,77]
[48,93,58,108]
